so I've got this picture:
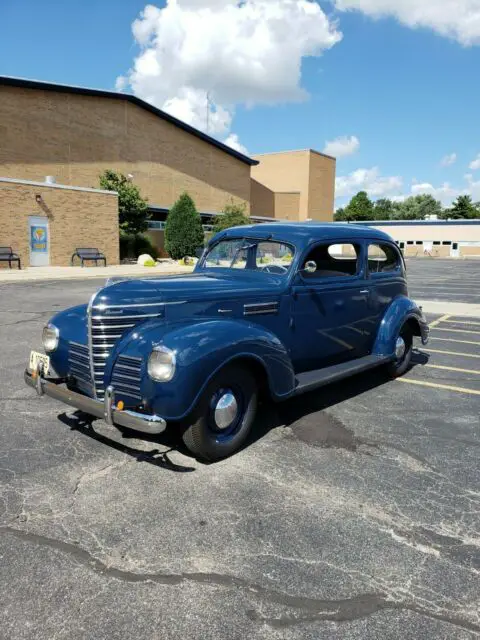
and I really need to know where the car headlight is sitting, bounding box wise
[42,324,59,352]
[148,346,176,382]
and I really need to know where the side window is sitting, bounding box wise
[302,243,360,278]
[368,243,401,274]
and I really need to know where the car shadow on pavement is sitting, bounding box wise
[58,411,196,472]
[242,349,430,454]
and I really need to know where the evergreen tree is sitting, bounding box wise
[165,193,204,259]
[443,195,479,219]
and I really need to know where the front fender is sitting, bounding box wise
[47,304,88,377]
[118,319,295,421]
[373,296,428,358]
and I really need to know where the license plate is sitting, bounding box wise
[29,351,50,376]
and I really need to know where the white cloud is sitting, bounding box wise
[409,175,480,204]
[441,152,457,167]
[224,133,248,155]
[469,153,480,170]
[334,0,480,46]
[118,1,342,135]
[335,167,403,198]
[323,135,360,158]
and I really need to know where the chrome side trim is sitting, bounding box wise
[244,302,279,316]
[92,313,162,320]
[92,301,187,309]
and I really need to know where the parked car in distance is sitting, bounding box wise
[25,223,429,461]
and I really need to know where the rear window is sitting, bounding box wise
[302,243,360,278]
[368,243,401,273]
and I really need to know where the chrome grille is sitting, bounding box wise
[88,302,162,400]
[68,341,91,385]
[111,355,143,400]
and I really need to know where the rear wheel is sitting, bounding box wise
[386,324,413,378]
[182,364,258,461]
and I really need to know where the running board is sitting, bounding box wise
[294,354,391,396]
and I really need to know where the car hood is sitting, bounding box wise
[93,270,286,309]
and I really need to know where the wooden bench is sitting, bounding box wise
[0,246,21,269]
[71,248,107,267]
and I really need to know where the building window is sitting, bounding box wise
[433,241,441,246]
[415,241,423,246]
[407,241,414,245]
[442,241,452,246]
[147,221,166,230]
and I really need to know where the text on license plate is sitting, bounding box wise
[29,351,50,376]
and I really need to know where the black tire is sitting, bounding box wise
[386,324,413,378]
[182,364,258,461]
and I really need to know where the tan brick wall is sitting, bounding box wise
[250,179,274,217]
[251,150,335,221]
[252,150,310,219]
[0,180,119,267]
[273,192,300,220]
[0,85,251,213]
[308,151,335,222]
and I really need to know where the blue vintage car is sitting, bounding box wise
[26,223,429,460]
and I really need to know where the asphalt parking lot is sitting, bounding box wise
[406,258,480,303]
[0,272,479,639]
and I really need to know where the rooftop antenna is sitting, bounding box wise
[206,91,211,134]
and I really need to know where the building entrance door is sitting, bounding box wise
[450,243,460,258]
[29,216,50,266]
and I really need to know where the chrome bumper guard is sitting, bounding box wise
[24,367,166,435]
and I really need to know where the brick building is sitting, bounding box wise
[0,76,336,266]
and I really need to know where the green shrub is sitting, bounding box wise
[120,232,159,261]
[165,193,204,260]
[213,201,250,233]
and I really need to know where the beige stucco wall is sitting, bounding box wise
[251,150,335,221]
[0,85,251,213]
[373,224,480,243]
[0,179,119,267]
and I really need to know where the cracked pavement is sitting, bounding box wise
[0,278,479,639]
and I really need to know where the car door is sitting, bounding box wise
[290,240,372,372]
[365,241,407,352]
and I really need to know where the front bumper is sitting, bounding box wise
[24,368,166,435]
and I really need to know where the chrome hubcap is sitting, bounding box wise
[214,391,238,430]
[395,336,406,360]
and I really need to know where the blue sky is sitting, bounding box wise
[1,0,480,206]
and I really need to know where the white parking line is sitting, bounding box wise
[431,327,480,335]
[430,337,480,346]
[397,378,480,396]
[442,319,480,326]
[427,349,480,359]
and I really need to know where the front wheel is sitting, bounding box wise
[385,324,413,378]
[182,364,258,461]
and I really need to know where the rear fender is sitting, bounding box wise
[373,296,428,358]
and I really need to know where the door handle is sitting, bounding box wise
[360,289,369,294]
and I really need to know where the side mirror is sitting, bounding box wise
[303,260,317,274]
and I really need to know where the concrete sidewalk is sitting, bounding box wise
[415,299,480,318]
[0,263,193,283]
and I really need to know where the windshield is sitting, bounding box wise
[201,238,295,275]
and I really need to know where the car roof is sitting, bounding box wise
[221,222,394,248]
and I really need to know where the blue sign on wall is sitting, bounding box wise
[31,225,48,253]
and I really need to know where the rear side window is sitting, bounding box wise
[302,243,360,278]
[368,243,401,274]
